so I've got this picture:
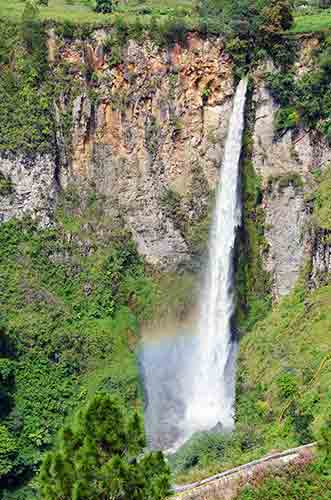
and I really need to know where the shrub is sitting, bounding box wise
[265,72,295,107]
[160,188,181,217]
[0,323,17,482]
[170,431,229,473]
[21,0,41,52]
[267,172,304,192]
[0,173,13,196]
[317,417,331,464]
[95,0,112,13]
[277,372,298,400]
[112,15,128,45]
[260,0,294,34]
[162,18,188,46]
[150,17,188,47]
[0,19,54,155]
[0,213,161,492]
[319,0,331,8]
[236,460,330,500]
[267,45,331,138]
[55,20,76,39]
[274,107,300,132]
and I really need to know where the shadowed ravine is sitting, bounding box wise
[140,79,248,451]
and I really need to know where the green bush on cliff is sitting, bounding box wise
[171,431,229,474]
[236,139,271,332]
[0,425,17,479]
[0,319,17,482]
[215,0,295,75]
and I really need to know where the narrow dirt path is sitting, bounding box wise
[173,442,316,500]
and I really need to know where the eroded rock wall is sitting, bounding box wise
[1,32,331,294]
[61,34,235,269]
[0,153,58,226]
[252,48,331,298]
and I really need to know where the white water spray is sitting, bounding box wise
[141,79,248,450]
[184,78,248,440]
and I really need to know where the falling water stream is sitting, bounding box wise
[141,78,248,451]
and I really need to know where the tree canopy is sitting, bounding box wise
[39,394,171,500]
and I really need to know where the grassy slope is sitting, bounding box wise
[292,12,331,33]
[0,0,195,25]
[0,0,331,35]
[237,283,331,447]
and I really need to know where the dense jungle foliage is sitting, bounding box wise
[0,197,194,498]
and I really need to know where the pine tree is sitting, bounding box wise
[39,394,171,499]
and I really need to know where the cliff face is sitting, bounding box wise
[0,32,330,297]
[252,39,331,298]
[0,153,58,225]
[252,75,309,298]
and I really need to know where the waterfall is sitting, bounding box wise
[141,78,248,451]
[184,78,248,440]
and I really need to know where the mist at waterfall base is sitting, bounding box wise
[140,79,248,452]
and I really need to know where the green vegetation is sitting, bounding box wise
[236,94,272,334]
[3,0,331,497]
[0,216,150,495]
[0,173,13,196]
[0,16,55,155]
[0,322,16,481]
[0,183,196,497]
[236,458,331,499]
[95,0,112,14]
[171,431,228,474]
[0,0,296,72]
[292,12,331,33]
[237,158,271,333]
[0,0,196,26]
[266,40,331,140]
[236,419,331,499]
[159,166,214,258]
[235,281,331,459]
[39,394,171,499]
[313,166,331,229]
